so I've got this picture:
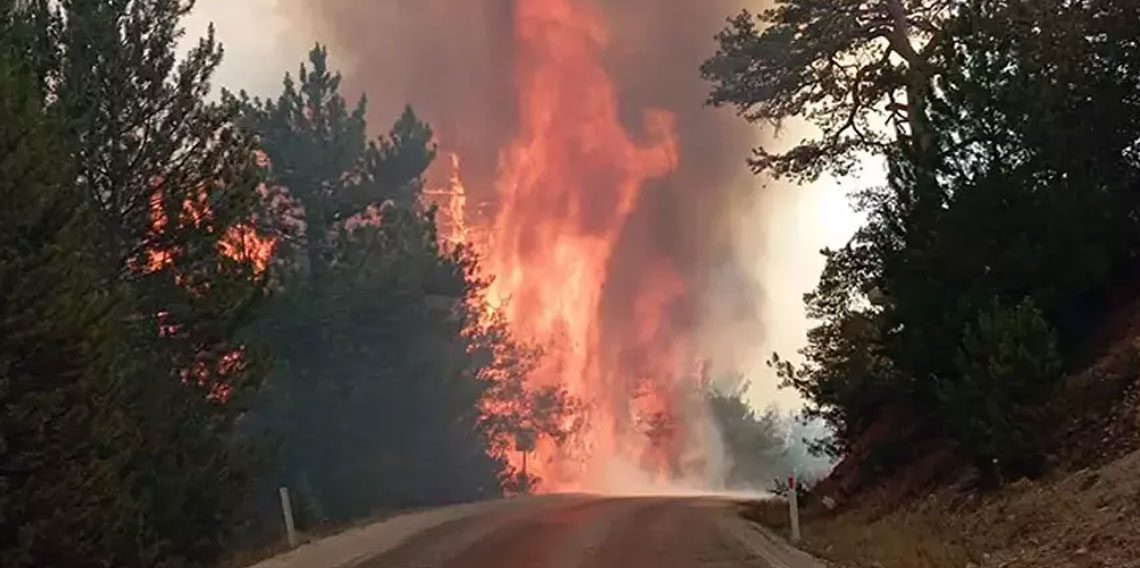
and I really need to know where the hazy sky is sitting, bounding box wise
[184,0,875,412]
[182,0,304,96]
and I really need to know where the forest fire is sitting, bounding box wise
[285,0,773,494]
[473,0,700,491]
[143,185,276,276]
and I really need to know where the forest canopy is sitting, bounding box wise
[707,0,1140,483]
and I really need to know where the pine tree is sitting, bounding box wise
[53,1,270,560]
[701,0,950,183]
[945,298,1062,482]
[0,1,271,564]
[743,0,1140,482]
[237,45,435,282]
[0,8,137,565]
[237,45,504,523]
[235,46,578,521]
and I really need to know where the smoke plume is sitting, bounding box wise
[275,0,784,490]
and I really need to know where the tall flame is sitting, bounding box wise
[483,0,697,491]
[273,0,772,493]
[424,152,474,246]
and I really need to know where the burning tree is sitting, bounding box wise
[1,1,272,566]
[470,311,581,493]
[236,45,577,523]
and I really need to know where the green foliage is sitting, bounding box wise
[1,2,270,565]
[771,310,897,459]
[711,0,1140,484]
[0,23,128,566]
[55,1,270,561]
[943,298,1061,481]
[239,46,573,526]
[707,387,790,487]
[250,208,503,522]
[233,45,436,282]
[701,0,949,182]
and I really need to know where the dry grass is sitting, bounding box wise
[739,499,791,530]
[742,447,1140,568]
[801,510,974,568]
[736,311,1140,568]
[740,499,973,568]
[214,506,409,568]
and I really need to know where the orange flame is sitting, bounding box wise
[140,179,275,406]
[483,0,686,490]
[219,223,275,274]
[142,183,276,275]
[424,152,473,245]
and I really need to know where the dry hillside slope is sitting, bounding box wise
[746,310,1140,568]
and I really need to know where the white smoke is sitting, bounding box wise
[183,0,306,98]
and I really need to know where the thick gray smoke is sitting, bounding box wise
[186,0,850,491]
[590,1,768,392]
[278,1,519,198]
[267,0,844,488]
[280,0,768,390]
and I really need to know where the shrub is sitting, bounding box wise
[942,297,1062,483]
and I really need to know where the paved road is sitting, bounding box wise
[252,496,826,568]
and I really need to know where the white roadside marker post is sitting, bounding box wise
[279,486,298,548]
[788,475,801,543]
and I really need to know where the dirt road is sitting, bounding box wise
[253,495,826,568]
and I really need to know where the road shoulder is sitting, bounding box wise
[721,505,832,568]
[245,498,534,568]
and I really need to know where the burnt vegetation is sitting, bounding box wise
[705,0,1140,490]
